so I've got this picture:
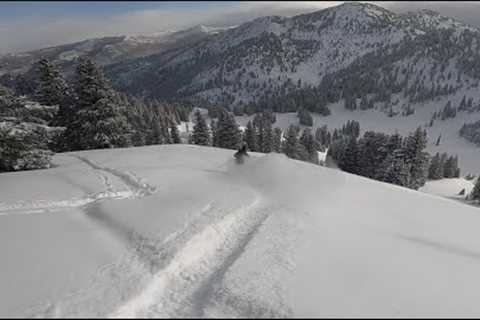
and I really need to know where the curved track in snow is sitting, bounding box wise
[0,156,157,216]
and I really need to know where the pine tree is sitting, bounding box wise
[428,153,443,180]
[404,127,429,189]
[215,111,241,150]
[471,176,480,201]
[283,125,300,159]
[244,121,257,152]
[341,136,359,173]
[315,125,330,149]
[35,59,71,126]
[299,128,318,164]
[380,151,411,187]
[62,59,131,150]
[151,115,164,145]
[261,119,273,153]
[170,122,181,144]
[298,108,313,126]
[428,152,443,180]
[272,127,282,153]
[210,119,218,147]
[192,110,210,146]
[256,117,264,152]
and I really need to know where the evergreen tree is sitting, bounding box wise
[315,125,330,149]
[471,176,480,201]
[151,115,164,145]
[327,135,348,168]
[443,155,460,178]
[341,136,359,173]
[192,110,210,146]
[357,131,389,178]
[215,111,241,150]
[62,59,131,150]
[35,59,71,126]
[380,150,411,187]
[170,122,181,144]
[272,127,282,153]
[404,127,429,189]
[210,119,218,147]
[283,125,300,159]
[299,128,318,164]
[261,119,273,153]
[428,153,443,180]
[298,108,313,126]
[244,121,257,152]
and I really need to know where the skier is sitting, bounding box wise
[234,141,249,164]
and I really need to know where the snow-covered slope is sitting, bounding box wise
[0,24,228,79]
[420,177,476,199]
[1,145,480,317]
[105,2,480,108]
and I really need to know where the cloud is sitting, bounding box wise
[1,1,480,55]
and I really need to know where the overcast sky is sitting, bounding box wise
[1,1,480,55]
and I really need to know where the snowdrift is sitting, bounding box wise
[1,144,480,317]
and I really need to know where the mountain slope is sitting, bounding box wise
[1,144,480,317]
[104,2,480,112]
[0,25,231,79]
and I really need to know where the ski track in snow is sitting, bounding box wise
[0,156,157,216]
[109,197,273,318]
[74,155,157,198]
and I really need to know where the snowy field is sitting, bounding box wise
[1,144,480,317]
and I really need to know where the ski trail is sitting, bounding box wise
[0,190,134,216]
[109,197,271,318]
[0,156,157,216]
[74,156,157,197]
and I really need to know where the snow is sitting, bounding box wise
[420,178,475,199]
[1,144,480,317]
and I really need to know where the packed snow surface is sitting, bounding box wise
[1,145,480,317]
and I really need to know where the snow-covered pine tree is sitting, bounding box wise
[170,122,181,144]
[192,110,211,146]
[62,59,131,150]
[0,127,53,172]
[299,128,318,164]
[35,59,72,126]
[341,136,359,174]
[261,119,273,153]
[244,121,257,152]
[315,125,330,149]
[272,127,282,153]
[210,119,218,147]
[443,155,460,178]
[283,125,300,159]
[215,111,241,150]
[256,116,264,152]
[404,127,429,189]
[380,150,411,187]
[471,176,480,201]
[298,108,313,126]
[428,153,443,180]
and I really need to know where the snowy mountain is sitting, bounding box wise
[0,24,232,79]
[103,2,480,112]
[1,144,480,317]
